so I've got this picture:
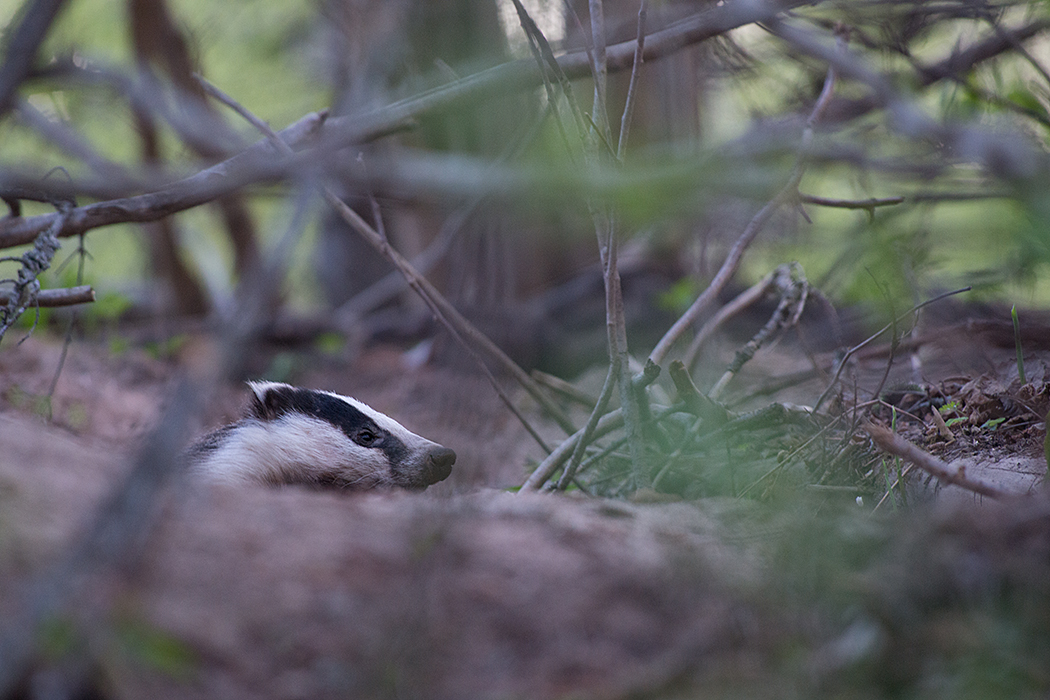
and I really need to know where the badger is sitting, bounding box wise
[186,381,455,490]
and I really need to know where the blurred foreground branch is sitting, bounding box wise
[0,0,811,250]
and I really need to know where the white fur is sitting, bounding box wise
[196,415,394,488]
[189,382,454,489]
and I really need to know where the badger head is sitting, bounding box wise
[189,382,455,490]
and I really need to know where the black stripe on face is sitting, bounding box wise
[250,385,409,466]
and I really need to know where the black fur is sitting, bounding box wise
[183,423,237,461]
[250,384,410,468]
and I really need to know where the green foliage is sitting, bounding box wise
[38,617,78,659]
[314,332,345,356]
[573,403,876,502]
[657,277,702,315]
[113,617,196,679]
[87,291,133,325]
[144,334,188,361]
[261,352,298,383]
[4,384,53,420]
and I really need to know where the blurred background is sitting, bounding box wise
[3,0,1049,371]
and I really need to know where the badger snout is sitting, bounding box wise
[424,445,456,485]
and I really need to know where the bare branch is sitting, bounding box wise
[800,193,905,211]
[864,422,1011,500]
[557,359,620,490]
[0,110,329,249]
[707,264,807,401]
[589,0,610,140]
[0,284,94,308]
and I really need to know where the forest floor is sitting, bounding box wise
[0,310,1048,699]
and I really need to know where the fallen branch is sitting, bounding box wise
[864,421,1012,500]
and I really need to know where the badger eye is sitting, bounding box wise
[355,429,378,447]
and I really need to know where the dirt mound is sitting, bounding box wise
[0,412,752,699]
[2,334,1049,698]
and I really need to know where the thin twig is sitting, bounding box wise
[617,0,649,160]
[46,235,91,416]
[707,264,807,400]
[799,193,904,217]
[866,274,900,409]
[523,406,626,491]
[558,358,620,490]
[589,0,610,139]
[586,0,649,485]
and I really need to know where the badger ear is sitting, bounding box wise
[246,381,295,421]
